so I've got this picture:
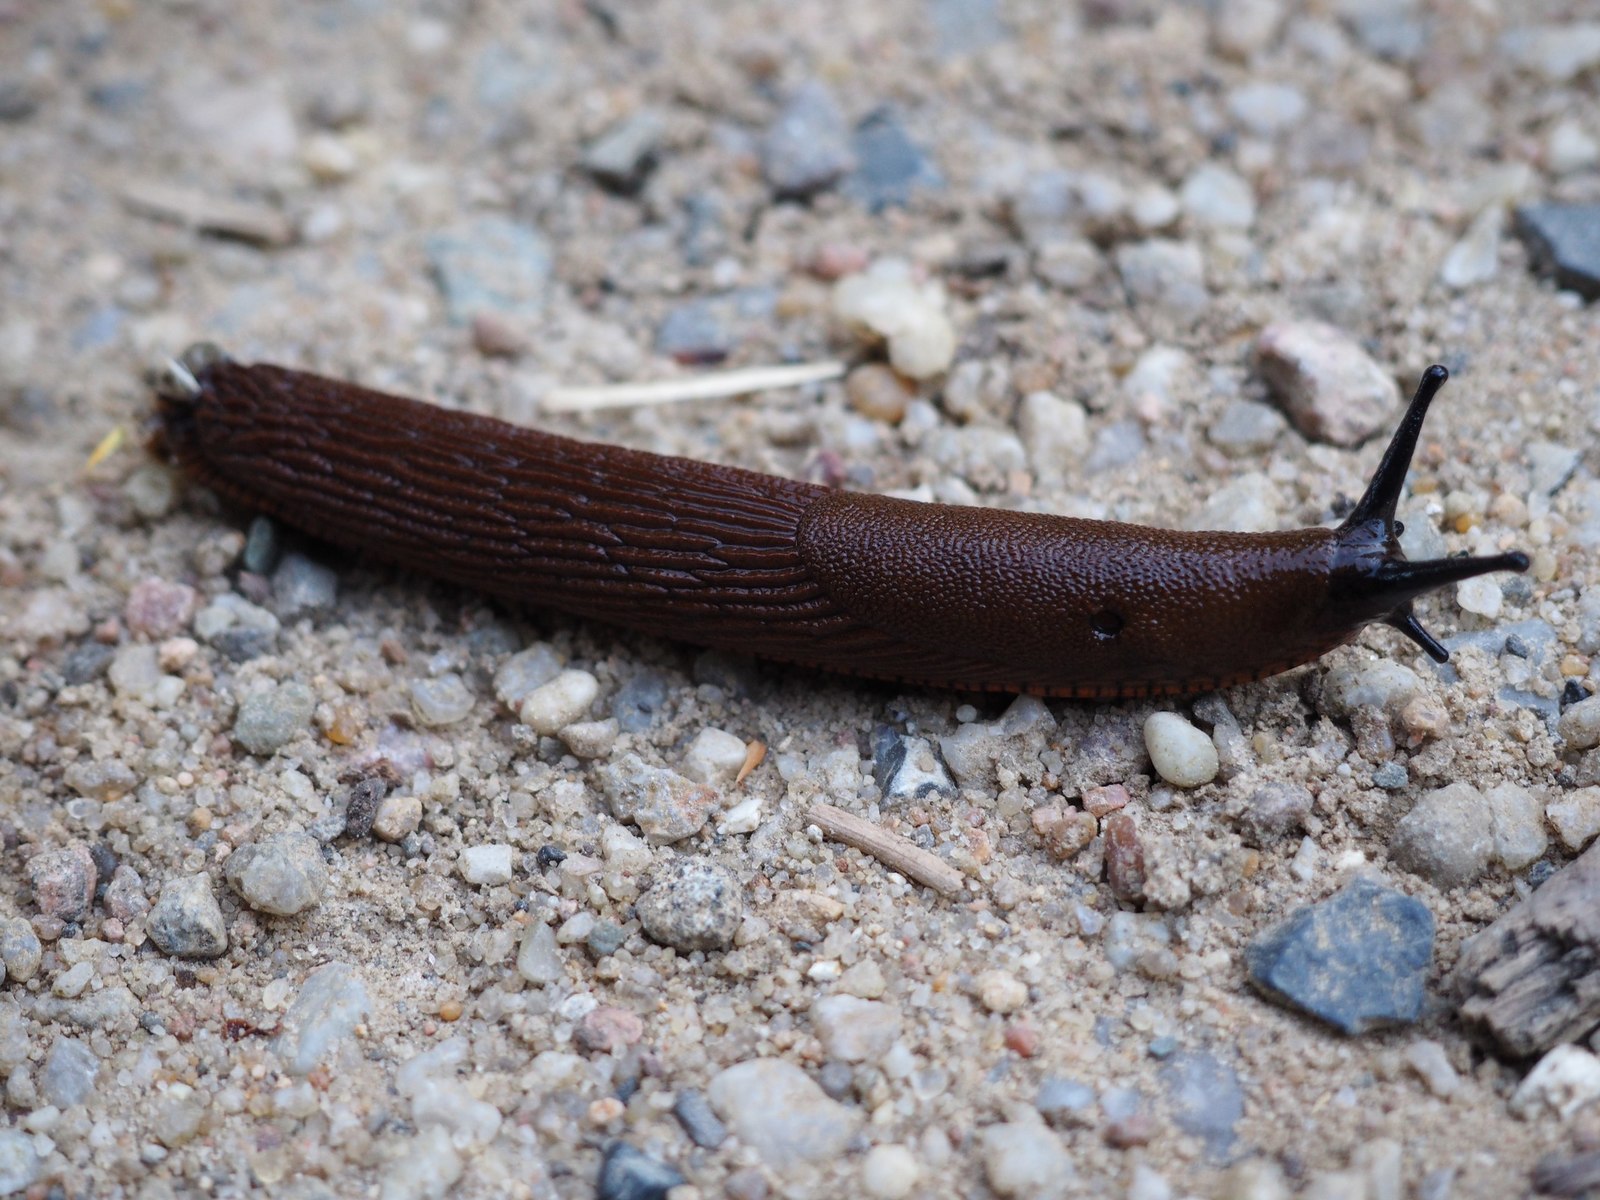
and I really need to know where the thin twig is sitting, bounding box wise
[808,803,965,897]
[542,360,846,413]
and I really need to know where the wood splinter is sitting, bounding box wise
[807,802,965,898]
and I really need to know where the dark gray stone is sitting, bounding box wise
[586,919,626,958]
[61,642,114,686]
[871,727,956,802]
[243,516,282,575]
[672,1088,727,1148]
[1159,1051,1243,1158]
[597,1141,684,1200]
[843,108,941,212]
[1246,878,1434,1035]
[1516,204,1600,300]
[612,671,669,733]
[655,288,777,366]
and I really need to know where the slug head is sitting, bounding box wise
[1328,365,1529,663]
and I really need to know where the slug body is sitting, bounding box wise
[153,349,1527,699]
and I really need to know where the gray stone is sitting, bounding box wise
[672,1088,727,1148]
[1246,878,1434,1034]
[1238,781,1312,842]
[41,1035,99,1107]
[598,1142,684,1200]
[232,681,316,756]
[655,288,776,365]
[60,642,114,685]
[612,670,669,732]
[148,874,228,959]
[582,110,665,193]
[27,842,96,923]
[843,108,941,212]
[1208,398,1286,454]
[811,995,901,1063]
[1159,1051,1243,1157]
[928,0,1007,57]
[597,754,719,845]
[409,674,475,727]
[1256,321,1400,447]
[271,551,338,616]
[426,214,553,323]
[636,858,742,952]
[1515,205,1600,300]
[762,82,854,198]
[1034,1077,1096,1127]
[273,962,369,1075]
[0,919,41,983]
[225,831,330,916]
[706,1058,861,1169]
[1390,783,1494,889]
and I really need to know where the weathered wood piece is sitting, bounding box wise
[1455,841,1600,1058]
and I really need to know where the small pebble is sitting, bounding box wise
[27,841,96,923]
[846,363,915,423]
[1509,1044,1600,1120]
[272,961,370,1076]
[597,754,720,844]
[1514,203,1600,301]
[672,1089,727,1149]
[1256,321,1400,447]
[597,1141,684,1200]
[581,109,665,194]
[636,857,742,952]
[1483,782,1548,870]
[1144,712,1219,788]
[426,214,553,323]
[576,1007,645,1054]
[1390,782,1494,888]
[518,669,599,734]
[586,920,627,958]
[1016,391,1089,489]
[843,107,941,212]
[1238,782,1312,842]
[1113,239,1208,316]
[1440,208,1502,290]
[1456,575,1503,618]
[0,918,42,981]
[271,551,339,616]
[342,777,386,839]
[873,729,957,801]
[1226,82,1308,135]
[1160,1051,1244,1156]
[762,81,854,198]
[977,970,1028,1014]
[41,1036,100,1107]
[459,844,514,887]
[372,794,423,843]
[410,674,475,727]
[0,1129,40,1195]
[706,1058,860,1169]
[1559,696,1600,750]
[1209,399,1286,455]
[517,922,563,985]
[861,1144,920,1198]
[1035,1077,1097,1128]
[1404,1039,1460,1099]
[224,831,329,916]
[1104,813,1147,904]
[681,727,748,787]
[812,995,901,1062]
[1180,163,1255,230]
[232,681,317,755]
[979,1122,1073,1198]
[493,643,563,710]
[108,643,163,700]
[124,578,197,639]
[147,874,229,959]
[1546,788,1600,853]
[833,259,957,380]
[51,961,94,999]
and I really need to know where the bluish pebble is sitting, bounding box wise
[1245,878,1434,1035]
[843,108,941,212]
[672,1089,727,1149]
[612,671,669,733]
[426,214,553,323]
[243,516,282,575]
[586,920,626,958]
[761,81,854,198]
[597,1141,685,1200]
[1159,1051,1243,1158]
[1372,761,1408,789]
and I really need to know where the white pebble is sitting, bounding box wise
[977,969,1028,1014]
[833,260,957,381]
[1558,697,1600,750]
[1143,712,1219,788]
[1546,787,1600,853]
[861,1144,920,1199]
[1456,575,1502,618]
[458,844,514,887]
[518,669,599,734]
[682,728,749,786]
[52,962,94,999]
[1509,1044,1600,1120]
[723,796,763,835]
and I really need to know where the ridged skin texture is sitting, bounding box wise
[161,361,1373,698]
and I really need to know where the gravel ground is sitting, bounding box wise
[4,1,1600,1198]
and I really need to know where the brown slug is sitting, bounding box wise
[150,345,1528,699]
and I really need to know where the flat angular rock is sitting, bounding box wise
[1515,204,1600,301]
[1455,840,1600,1057]
[1246,878,1434,1034]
